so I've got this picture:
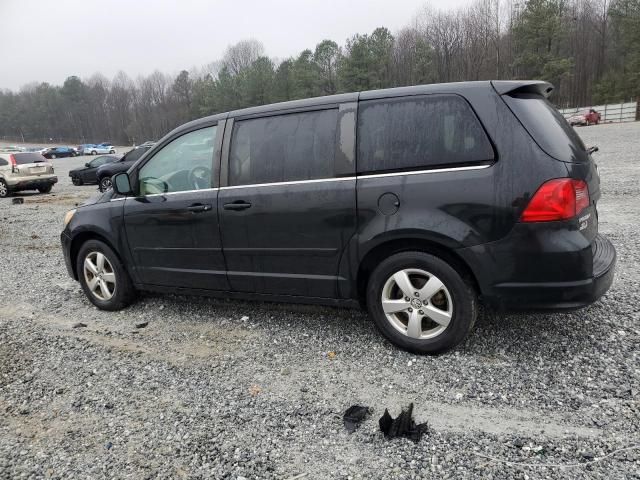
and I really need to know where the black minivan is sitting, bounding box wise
[60,80,616,354]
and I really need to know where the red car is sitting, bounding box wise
[568,109,601,126]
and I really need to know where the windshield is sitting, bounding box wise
[503,93,587,162]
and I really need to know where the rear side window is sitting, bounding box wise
[503,93,587,162]
[229,109,338,186]
[0,157,7,166]
[13,153,45,164]
[357,95,494,174]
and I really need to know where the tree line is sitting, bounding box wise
[0,0,638,145]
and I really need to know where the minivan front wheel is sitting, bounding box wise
[77,239,136,310]
[366,251,477,354]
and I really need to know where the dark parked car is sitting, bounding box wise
[69,155,120,185]
[95,145,151,191]
[61,80,616,354]
[43,147,76,159]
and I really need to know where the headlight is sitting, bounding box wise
[63,209,76,228]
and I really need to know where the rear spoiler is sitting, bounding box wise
[491,80,554,98]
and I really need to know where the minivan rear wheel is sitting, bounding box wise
[76,239,136,310]
[366,251,477,354]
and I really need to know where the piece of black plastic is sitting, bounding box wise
[378,403,428,442]
[343,405,371,433]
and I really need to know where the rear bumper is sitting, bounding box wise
[7,176,58,191]
[461,233,616,312]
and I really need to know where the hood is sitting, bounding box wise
[78,190,111,208]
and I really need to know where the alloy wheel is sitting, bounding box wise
[83,251,116,301]
[381,268,453,340]
[0,181,7,197]
[100,177,112,191]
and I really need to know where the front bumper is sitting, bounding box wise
[7,176,58,191]
[61,231,76,279]
[482,234,616,311]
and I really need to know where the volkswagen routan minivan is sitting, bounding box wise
[60,80,616,354]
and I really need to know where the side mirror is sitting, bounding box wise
[113,172,133,195]
[85,162,90,167]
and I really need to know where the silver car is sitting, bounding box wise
[0,152,57,197]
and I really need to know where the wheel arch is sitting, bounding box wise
[356,237,481,307]
[69,231,121,280]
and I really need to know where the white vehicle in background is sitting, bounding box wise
[87,144,116,155]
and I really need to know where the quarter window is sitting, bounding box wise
[138,126,216,195]
[357,95,494,174]
[229,109,338,186]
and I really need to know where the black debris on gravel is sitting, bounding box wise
[343,405,371,433]
[379,403,429,443]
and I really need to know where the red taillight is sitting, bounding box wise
[8,154,18,173]
[521,178,590,222]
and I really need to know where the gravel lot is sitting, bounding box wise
[1,123,639,480]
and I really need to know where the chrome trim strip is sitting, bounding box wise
[358,164,491,180]
[111,187,220,201]
[110,165,492,199]
[142,187,219,198]
[218,164,491,190]
[219,176,355,190]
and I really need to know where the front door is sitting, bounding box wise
[218,105,357,298]
[123,124,229,291]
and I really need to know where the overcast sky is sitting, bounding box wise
[0,0,474,91]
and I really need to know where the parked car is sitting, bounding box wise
[95,145,152,191]
[86,144,116,155]
[60,80,616,354]
[568,109,601,126]
[0,152,57,197]
[42,147,76,159]
[76,144,97,156]
[0,146,24,153]
[69,154,120,185]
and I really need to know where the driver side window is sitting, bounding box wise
[138,125,217,195]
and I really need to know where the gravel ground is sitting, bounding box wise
[1,124,639,480]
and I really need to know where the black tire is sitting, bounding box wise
[109,149,115,154]
[38,184,53,193]
[51,154,57,159]
[91,151,97,155]
[72,176,83,186]
[366,251,477,355]
[0,179,9,198]
[99,176,112,192]
[76,239,136,310]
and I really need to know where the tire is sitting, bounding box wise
[38,184,53,194]
[366,251,477,355]
[51,154,57,159]
[76,239,136,310]
[99,176,112,192]
[0,179,9,198]
[91,151,97,155]
[109,150,115,154]
[72,176,83,186]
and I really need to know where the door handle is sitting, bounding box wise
[187,203,212,213]
[223,201,252,211]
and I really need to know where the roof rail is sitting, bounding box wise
[491,80,554,98]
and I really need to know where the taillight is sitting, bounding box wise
[9,154,18,173]
[520,178,590,222]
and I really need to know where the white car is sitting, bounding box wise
[87,145,116,155]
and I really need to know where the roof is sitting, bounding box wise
[173,79,554,136]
